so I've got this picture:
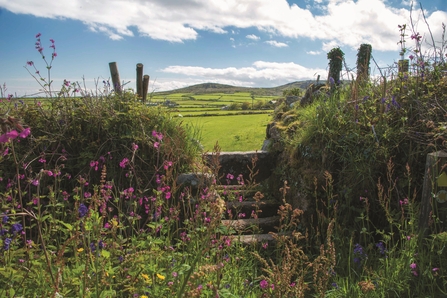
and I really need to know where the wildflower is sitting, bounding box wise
[172,272,178,277]
[154,142,160,149]
[27,61,34,66]
[376,242,387,255]
[79,203,88,218]
[2,215,9,224]
[132,143,138,151]
[262,242,268,249]
[156,273,165,280]
[119,158,129,168]
[0,130,19,143]
[410,262,416,270]
[353,243,367,264]
[77,247,84,252]
[432,268,439,272]
[3,238,12,250]
[332,282,339,289]
[141,296,148,298]
[11,223,23,235]
[52,52,57,58]
[260,279,268,289]
[152,130,163,141]
[329,77,335,85]
[36,33,41,38]
[409,54,415,60]
[400,198,409,206]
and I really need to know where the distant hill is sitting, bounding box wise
[154,80,320,96]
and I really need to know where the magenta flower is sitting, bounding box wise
[50,39,54,43]
[152,130,163,140]
[119,157,129,168]
[27,61,34,66]
[154,141,160,149]
[0,130,19,143]
[19,127,31,138]
[410,262,417,270]
[260,280,268,289]
[52,52,57,58]
[36,33,41,38]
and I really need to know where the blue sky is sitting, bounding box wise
[0,0,446,97]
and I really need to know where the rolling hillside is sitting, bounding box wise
[154,80,318,97]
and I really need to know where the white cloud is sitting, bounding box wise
[307,50,321,55]
[0,0,445,51]
[246,34,260,40]
[160,61,326,89]
[265,40,288,47]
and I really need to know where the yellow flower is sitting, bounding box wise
[141,296,148,298]
[77,248,84,252]
[141,273,152,284]
[156,273,165,280]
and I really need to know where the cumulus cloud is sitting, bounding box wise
[307,50,321,55]
[265,40,288,47]
[246,34,260,40]
[160,61,326,89]
[0,0,445,50]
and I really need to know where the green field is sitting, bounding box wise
[150,91,277,151]
[180,113,271,151]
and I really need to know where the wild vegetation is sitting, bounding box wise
[0,13,446,298]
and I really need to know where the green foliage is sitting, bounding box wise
[327,47,345,85]
[357,44,372,82]
[6,91,199,194]
[282,87,303,97]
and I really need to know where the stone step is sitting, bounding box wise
[225,199,280,218]
[229,232,292,244]
[221,216,280,234]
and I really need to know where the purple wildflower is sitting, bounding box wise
[79,204,88,218]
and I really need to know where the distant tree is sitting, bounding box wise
[282,88,302,97]
[254,100,264,110]
[327,47,345,86]
[228,103,240,110]
[241,102,251,110]
[356,44,372,83]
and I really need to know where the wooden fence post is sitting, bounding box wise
[136,63,143,98]
[142,75,150,103]
[419,151,447,237]
[109,62,122,94]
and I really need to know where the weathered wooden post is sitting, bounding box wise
[142,75,150,103]
[419,151,447,237]
[136,63,143,98]
[109,62,122,94]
